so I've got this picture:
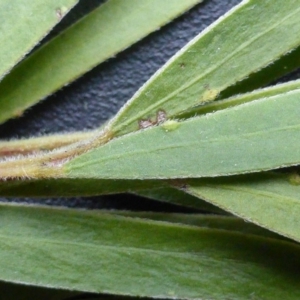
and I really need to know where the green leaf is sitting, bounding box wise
[1,203,300,299]
[184,172,300,242]
[0,0,202,125]
[219,44,300,99]
[135,187,226,214]
[2,78,299,157]
[0,178,165,197]
[180,78,300,118]
[0,0,78,81]
[113,211,285,240]
[109,0,300,136]
[66,90,300,179]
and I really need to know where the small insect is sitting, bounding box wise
[138,119,154,129]
[156,110,167,124]
[202,89,219,102]
[56,6,68,19]
[138,109,167,129]
[161,120,180,132]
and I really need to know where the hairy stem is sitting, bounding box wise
[0,128,113,179]
[0,131,95,157]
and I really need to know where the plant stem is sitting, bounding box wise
[0,128,113,179]
[0,131,94,157]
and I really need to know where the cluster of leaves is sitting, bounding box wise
[1,0,300,299]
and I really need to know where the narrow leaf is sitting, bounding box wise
[66,90,300,179]
[113,211,285,240]
[184,172,300,242]
[1,204,300,299]
[109,0,300,136]
[2,78,299,158]
[219,44,300,99]
[0,178,165,197]
[0,0,202,124]
[0,0,78,81]
[135,187,226,214]
[180,78,300,118]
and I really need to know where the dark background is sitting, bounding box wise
[0,0,281,211]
